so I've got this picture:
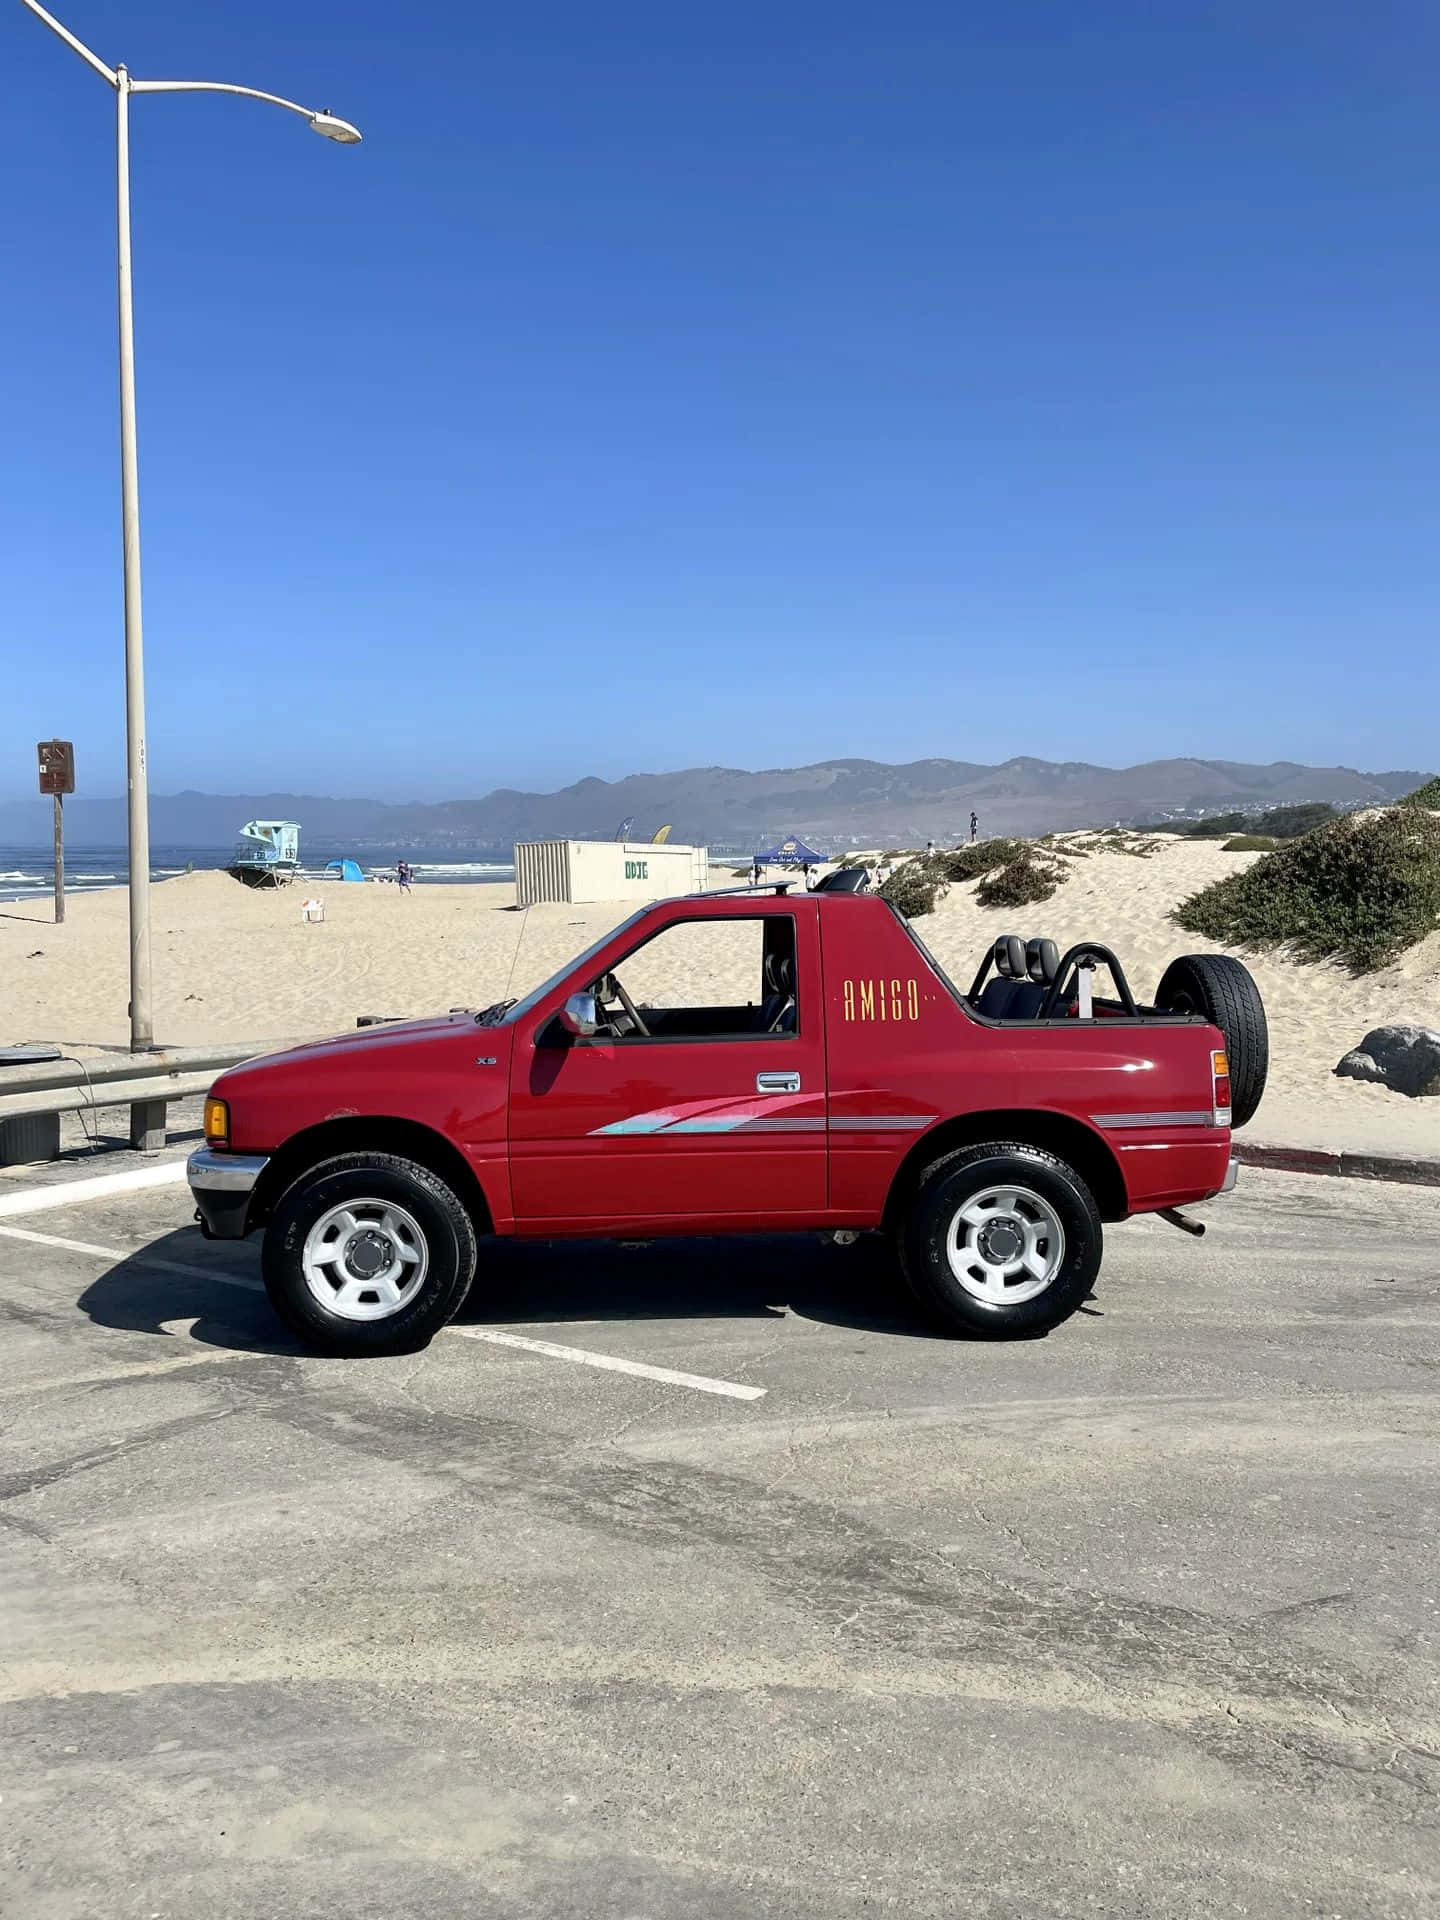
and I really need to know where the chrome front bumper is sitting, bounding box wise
[187,1147,269,1240]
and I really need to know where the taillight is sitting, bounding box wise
[1211,1049,1232,1127]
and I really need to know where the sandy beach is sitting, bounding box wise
[2,843,1436,1156]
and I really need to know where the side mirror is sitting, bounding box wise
[559,990,598,1038]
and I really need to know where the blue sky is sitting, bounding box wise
[3,0,1437,801]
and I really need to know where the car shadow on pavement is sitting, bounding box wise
[76,1225,936,1351]
[75,1227,302,1356]
[465,1230,924,1337]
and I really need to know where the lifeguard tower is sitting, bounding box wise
[226,820,301,888]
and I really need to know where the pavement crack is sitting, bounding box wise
[396,1346,441,1421]
[0,1405,238,1504]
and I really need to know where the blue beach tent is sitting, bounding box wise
[754,836,827,866]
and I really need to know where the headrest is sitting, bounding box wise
[993,935,1027,980]
[1026,937,1060,984]
[775,953,795,993]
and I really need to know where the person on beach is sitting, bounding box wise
[397,861,413,892]
[969,812,979,844]
[751,857,762,887]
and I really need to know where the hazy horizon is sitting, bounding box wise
[0,748,1430,813]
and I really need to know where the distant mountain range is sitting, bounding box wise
[0,758,1427,850]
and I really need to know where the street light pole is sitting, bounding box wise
[114,64,153,1064]
[16,0,361,1145]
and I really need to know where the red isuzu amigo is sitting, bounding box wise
[188,876,1267,1356]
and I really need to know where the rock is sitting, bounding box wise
[1335,1025,1440,1098]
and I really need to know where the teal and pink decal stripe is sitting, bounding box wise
[591,1097,936,1138]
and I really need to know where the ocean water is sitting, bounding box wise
[0,844,514,907]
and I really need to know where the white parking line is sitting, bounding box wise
[0,1223,767,1400]
[0,1159,190,1218]
[449,1326,766,1399]
[0,1221,260,1289]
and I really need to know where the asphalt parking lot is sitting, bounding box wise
[1,1152,1437,1918]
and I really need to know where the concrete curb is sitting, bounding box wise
[1235,1141,1440,1189]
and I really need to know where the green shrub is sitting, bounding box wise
[939,838,1023,883]
[1220,834,1277,852]
[878,858,943,918]
[1175,810,1440,972]
[975,851,1060,909]
[1398,776,1440,810]
[1164,803,1339,840]
[1256,802,1341,838]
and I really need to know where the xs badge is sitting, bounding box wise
[475,1055,498,1067]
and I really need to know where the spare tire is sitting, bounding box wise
[1155,953,1269,1128]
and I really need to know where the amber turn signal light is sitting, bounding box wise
[203,1097,230,1146]
[1211,1050,1232,1127]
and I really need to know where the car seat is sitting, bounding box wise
[975,935,1064,1020]
[975,935,1028,1018]
[760,951,797,1032]
[1002,937,1062,1018]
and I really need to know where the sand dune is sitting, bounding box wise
[910,837,1440,1156]
[2,845,1436,1156]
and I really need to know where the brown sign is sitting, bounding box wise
[37,739,75,797]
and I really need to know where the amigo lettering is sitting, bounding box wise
[842,977,921,1023]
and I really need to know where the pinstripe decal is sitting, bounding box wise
[1091,1110,1214,1130]
[591,1110,687,1136]
[591,1108,932,1137]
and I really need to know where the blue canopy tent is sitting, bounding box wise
[325,859,366,883]
[754,836,827,866]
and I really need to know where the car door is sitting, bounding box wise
[508,903,827,1229]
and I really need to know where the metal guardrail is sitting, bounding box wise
[0,1043,267,1132]
[0,1043,261,1097]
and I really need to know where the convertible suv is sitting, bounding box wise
[189,880,1266,1355]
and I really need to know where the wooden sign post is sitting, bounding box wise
[37,741,75,925]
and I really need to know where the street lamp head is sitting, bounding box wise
[309,110,362,145]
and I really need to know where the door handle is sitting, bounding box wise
[756,1071,801,1094]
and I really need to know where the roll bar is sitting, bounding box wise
[1038,943,1138,1019]
[965,938,1139,1019]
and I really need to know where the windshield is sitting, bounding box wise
[491,907,653,1026]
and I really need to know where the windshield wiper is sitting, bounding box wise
[474,998,517,1027]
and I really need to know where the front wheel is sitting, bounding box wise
[262,1152,478,1356]
[898,1143,1102,1338]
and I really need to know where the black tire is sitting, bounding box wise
[262,1152,478,1356]
[897,1143,1102,1339]
[1155,953,1268,1128]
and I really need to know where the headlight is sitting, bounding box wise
[204,1097,230,1146]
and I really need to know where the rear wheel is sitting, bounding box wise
[262,1152,477,1355]
[898,1143,1102,1338]
[1155,953,1268,1127]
